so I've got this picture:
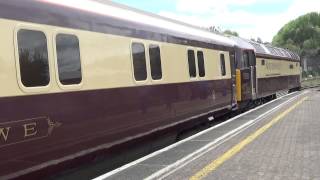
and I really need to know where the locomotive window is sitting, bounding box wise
[188,50,197,78]
[56,34,82,85]
[242,51,249,68]
[220,54,226,76]
[261,59,265,66]
[17,29,50,87]
[197,51,205,77]
[132,43,147,81]
[149,44,162,80]
[249,51,256,66]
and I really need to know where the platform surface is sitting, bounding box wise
[95,88,319,180]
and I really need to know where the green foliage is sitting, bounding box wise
[223,30,239,37]
[272,12,320,58]
[302,71,307,78]
[311,71,317,77]
[250,37,264,43]
[303,70,320,78]
[206,26,239,37]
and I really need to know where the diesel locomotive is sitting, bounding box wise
[0,0,300,179]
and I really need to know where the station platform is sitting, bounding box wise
[94,88,319,180]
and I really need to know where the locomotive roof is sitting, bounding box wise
[250,41,300,62]
[231,37,300,62]
[0,0,235,50]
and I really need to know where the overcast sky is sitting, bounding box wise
[113,0,320,42]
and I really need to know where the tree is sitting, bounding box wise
[272,12,320,75]
[257,37,263,43]
[223,30,239,37]
[205,26,239,37]
[207,26,221,34]
[273,12,320,55]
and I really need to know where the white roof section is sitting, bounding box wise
[43,0,236,47]
[230,37,255,50]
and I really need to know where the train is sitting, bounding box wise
[0,0,301,179]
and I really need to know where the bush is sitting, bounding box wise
[302,71,307,78]
[317,69,320,77]
[307,71,320,77]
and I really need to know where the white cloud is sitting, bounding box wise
[159,0,320,42]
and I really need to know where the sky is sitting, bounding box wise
[112,0,320,42]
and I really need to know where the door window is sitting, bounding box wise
[220,54,226,76]
[197,51,205,77]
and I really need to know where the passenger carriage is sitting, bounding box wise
[0,0,300,178]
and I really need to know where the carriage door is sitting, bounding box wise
[240,50,256,101]
[249,51,257,99]
[229,51,237,108]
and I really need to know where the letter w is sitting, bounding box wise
[0,127,11,142]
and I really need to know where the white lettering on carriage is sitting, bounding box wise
[23,123,37,138]
[0,127,11,142]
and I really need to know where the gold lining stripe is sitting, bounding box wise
[236,69,242,102]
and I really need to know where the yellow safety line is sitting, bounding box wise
[190,96,308,180]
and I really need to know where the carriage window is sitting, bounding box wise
[261,59,265,66]
[56,34,82,85]
[290,64,294,69]
[188,50,197,78]
[197,51,205,77]
[149,45,162,80]
[17,29,50,87]
[220,54,226,76]
[132,43,147,81]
